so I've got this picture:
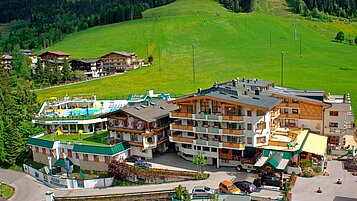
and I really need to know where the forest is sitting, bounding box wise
[219,0,256,13]
[291,0,356,20]
[0,0,175,52]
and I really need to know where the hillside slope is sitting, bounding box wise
[38,0,357,114]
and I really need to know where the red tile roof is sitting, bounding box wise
[40,51,70,56]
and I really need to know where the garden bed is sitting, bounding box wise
[0,183,15,200]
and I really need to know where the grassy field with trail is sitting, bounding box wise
[37,0,357,114]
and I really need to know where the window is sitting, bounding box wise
[105,156,110,164]
[222,149,229,154]
[76,153,79,159]
[147,137,153,143]
[247,137,252,144]
[256,110,265,116]
[329,111,338,116]
[131,134,138,142]
[200,100,210,113]
[83,154,88,161]
[182,144,192,149]
[212,101,220,113]
[68,149,73,158]
[257,137,266,143]
[203,147,210,152]
[35,147,39,153]
[329,122,338,128]
[227,107,237,116]
[292,99,299,103]
[247,123,252,130]
[247,110,252,116]
[187,105,194,113]
[211,148,217,152]
[93,155,99,162]
[292,109,299,114]
[42,148,46,154]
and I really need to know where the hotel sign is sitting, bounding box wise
[34,120,79,124]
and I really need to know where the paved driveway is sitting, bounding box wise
[293,160,357,201]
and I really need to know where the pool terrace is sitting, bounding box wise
[39,131,111,146]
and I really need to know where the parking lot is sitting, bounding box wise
[147,152,284,200]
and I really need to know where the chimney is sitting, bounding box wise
[232,80,236,87]
[198,88,202,93]
[255,89,260,95]
[147,90,154,97]
[242,77,245,82]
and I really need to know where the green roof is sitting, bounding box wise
[27,138,54,148]
[73,141,130,155]
[54,158,73,167]
[267,152,283,168]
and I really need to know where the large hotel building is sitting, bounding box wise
[169,78,355,168]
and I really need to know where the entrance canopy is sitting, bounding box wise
[301,133,327,156]
[54,158,73,167]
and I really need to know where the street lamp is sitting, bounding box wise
[192,42,196,83]
[281,52,285,86]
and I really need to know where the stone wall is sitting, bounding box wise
[33,151,53,165]
[79,160,108,171]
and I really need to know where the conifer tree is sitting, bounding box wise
[62,58,71,82]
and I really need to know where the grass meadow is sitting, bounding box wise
[37,0,357,115]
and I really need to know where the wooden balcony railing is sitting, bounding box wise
[222,142,245,149]
[222,129,244,135]
[171,112,193,118]
[171,124,193,131]
[172,136,194,143]
[222,115,244,121]
[278,103,300,108]
[268,140,289,147]
[279,113,300,119]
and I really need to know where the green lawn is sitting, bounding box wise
[40,131,110,146]
[37,0,357,115]
[0,183,14,200]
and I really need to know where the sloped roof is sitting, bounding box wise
[121,99,179,123]
[27,138,54,148]
[73,141,130,155]
[40,51,70,56]
[302,133,327,156]
[101,51,135,58]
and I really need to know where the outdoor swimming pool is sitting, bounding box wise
[47,108,119,117]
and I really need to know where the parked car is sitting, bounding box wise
[191,186,216,198]
[262,173,281,187]
[134,160,152,169]
[126,155,141,163]
[233,181,256,193]
[219,180,241,194]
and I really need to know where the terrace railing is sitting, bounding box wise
[33,114,101,121]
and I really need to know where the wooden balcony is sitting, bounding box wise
[222,115,244,121]
[172,136,194,143]
[268,140,288,147]
[109,126,143,133]
[171,112,192,118]
[171,124,193,131]
[280,113,300,119]
[278,103,300,108]
[129,141,144,147]
[222,142,245,149]
[222,129,244,135]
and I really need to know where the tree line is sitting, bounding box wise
[290,0,356,20]
[0,0,175,52]
[0,62,42,167]
[219,0,256,13]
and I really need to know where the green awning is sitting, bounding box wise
[73,141,130,155]
[27,138,54,148]
[54,158,73,167]
[79,170,86,179]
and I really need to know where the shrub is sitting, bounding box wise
[301,170,314,177]
[315,167,322,173]
[108,158,129,180]
[335,31,345,42]
[194,172,210,180]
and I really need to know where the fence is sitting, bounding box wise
[53,189,176,201]
[23,164,113,189]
